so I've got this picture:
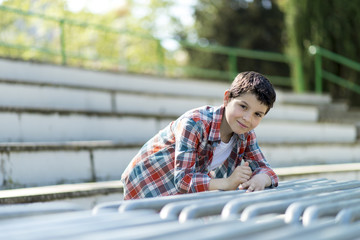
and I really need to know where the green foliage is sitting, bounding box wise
[0,0,172,74]
[1,0,360,106]
[283,0,360,106]
[178,0,289,85]
[0,0,65,62]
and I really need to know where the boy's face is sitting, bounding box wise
[223,91,267,135]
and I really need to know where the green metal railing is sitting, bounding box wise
[179,41,292,85]
[309,45,360,95]
[0,5,166,73]
[0,5,292,86]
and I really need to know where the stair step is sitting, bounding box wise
[0,141,139,188]
[255,121,357,143]
[262,142,360,167]
[0,109,173,143]
[2,162,360,205]
[0,109,355,144]
[0,81,221,116]
[0,58,335,108]
[276,90,332,105]
[0,81,319,122]
[0,58,227,98]
[1,141,359,189]
[266,104,318,122]
[275,163,360,182]
[0,180,123,204]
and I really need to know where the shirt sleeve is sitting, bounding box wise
[173,117,211,194]
[243,130,279,187]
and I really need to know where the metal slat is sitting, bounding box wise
[336,205,360,224]
[153,216,287,240]
[1,178,360,240]
[271,221,360,240]
[91,201,122,215]
[178,188,289,222]
[285,188,360,225]
[119,179,314,214]
[0,210,160,239]
[0,202,84,219]
[240,195,317,221]
[221,181,360,219]
[118,189,247,212]
[248,221,337,240]
[302,198,360,226]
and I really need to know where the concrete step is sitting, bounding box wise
[0,141,139,188]
[1,141,359,189]
[0,108,173,143]
[0,80,220,116]
[1,163,360,205]
[318,104,360,136]
[261,142,360,167]
[0,180,123,204]
[256,120,357,143]
[0,79,319,122]
[0,58,227,98]
[275,163,360,182]
[0,108,356,144]
[276,90,332,106]
[0,58,330,113]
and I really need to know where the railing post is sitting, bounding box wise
[314,53,322,94]
[309,46,322,94]
[293,55,305,93]
[228,53,237,82]
[59,19,67,65]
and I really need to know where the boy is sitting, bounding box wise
[121,71,278,200]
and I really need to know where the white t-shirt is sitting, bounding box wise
[209,135,236,171]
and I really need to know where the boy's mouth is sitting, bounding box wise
[237,120,248,128]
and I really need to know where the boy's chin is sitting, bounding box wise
[233,129,249,135]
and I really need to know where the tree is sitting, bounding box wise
[0,0,174,74]
[281,0,360,106]
[178,0,288,85]
[0,0,67,63]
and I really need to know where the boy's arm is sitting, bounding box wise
[173,118,212,194]
[243,131,279,189]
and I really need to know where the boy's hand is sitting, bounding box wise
[240,173,271,192]
[226,162,252,190]
[209,162,252,191]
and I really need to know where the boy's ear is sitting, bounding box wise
[223,90,230,106]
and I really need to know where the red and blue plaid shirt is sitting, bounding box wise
[121,105,278,200]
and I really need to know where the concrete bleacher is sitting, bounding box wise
[0,58,359,194]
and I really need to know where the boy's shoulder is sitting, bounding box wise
[182,105,220,122]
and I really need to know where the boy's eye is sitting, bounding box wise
[255,113,263,118]
[240,104,247,109]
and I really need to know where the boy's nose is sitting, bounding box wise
[242,113,251,122]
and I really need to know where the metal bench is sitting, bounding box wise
[0,178,359,239]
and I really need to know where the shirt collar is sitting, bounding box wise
[208,105,246,142]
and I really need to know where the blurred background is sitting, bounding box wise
[1,1,360,235]
[0,0,359,106]
[0,0,359,203]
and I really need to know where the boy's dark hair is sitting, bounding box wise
[229,71,276,114]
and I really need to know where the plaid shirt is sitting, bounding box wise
[121,105,278,200]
